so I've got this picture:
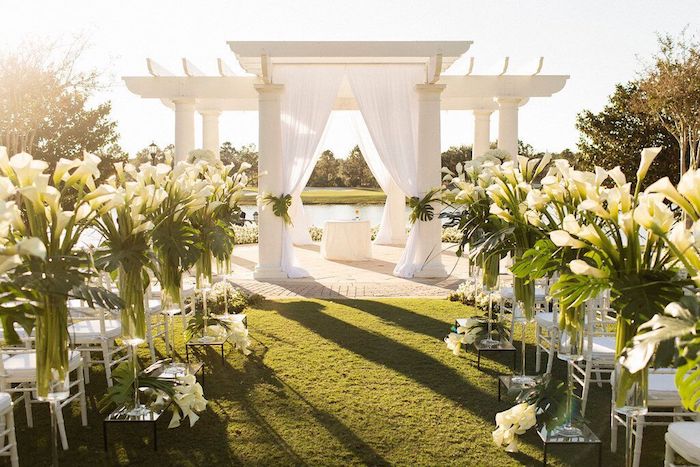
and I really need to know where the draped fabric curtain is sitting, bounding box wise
[346,65,424,277]
[276,65,345,277]
[288,120,333,246]
[349,112,406,246]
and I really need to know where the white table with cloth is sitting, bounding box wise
[321,220,372,261]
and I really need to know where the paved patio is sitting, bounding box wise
[226,243,468,298]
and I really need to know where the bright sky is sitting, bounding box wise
[3,0,698,157]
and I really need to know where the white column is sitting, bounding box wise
[497,97,521,158]
[200,110,221,159]
[472,109,493,158]
[414,84,447,278]
[254,84,287,279]
[173,98,196,163]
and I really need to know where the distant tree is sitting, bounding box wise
[340,145,378,188]
[220,142,259,185]
[308,150,342,186]
[0,38,122,182]
[577,81,679,185]
[441,145,472,171]
[632,32,700,175]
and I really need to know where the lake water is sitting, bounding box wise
[241,204,411,227]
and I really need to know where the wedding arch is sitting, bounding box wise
[124,41,568,279]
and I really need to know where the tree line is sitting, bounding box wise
[2,32,698,190]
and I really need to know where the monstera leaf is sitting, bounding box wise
[408,189,441,224]
[263,193,293,226]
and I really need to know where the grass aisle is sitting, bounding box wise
[17,298,661,465]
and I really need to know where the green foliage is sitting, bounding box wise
[408,189,441,224]
[340,145,378,188]
[516,375,570,430]
[263,193,293,225]
[0,40,123,181]
[185,282,255,315]
[510,238,565,281]
[576,82,680,185]
[220,143,259,185]
[99,360,176,412]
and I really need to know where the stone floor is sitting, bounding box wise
[226,243,469,299]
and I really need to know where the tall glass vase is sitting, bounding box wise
[119,266,146,343]
[553,306,585,437]
[35,296,70,467]
[614,362,648,467]
[510,302,536,387]
[35,296,70,401]
[481,254,500,346]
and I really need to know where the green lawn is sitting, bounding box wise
[17,299,663,466]
[239,188,387,205]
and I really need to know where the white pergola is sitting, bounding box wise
[124,40,568,279]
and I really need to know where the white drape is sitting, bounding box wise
[346,65,424,277]
[349,112,406,246]
[276,65,344,277]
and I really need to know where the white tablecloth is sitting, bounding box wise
[321,220,372,261]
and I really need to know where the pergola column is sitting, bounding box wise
[385,179,407,245]
[254,84,287,279]
[200,110,221,159]
[496,97,521,158]
[414,83,447,278]
[173,98,196,163]
[472,109,493,158]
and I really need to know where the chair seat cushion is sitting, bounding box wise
[667,422,700,463]
[590,336,616,358]
[68,320,121,341]
[0,392,11,412]
[535,312,555,328]
[648,372,681,406]
[2,350,81,380]
[499,287,547,301]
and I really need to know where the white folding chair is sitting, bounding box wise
[665,422,700,466]
[0,349,87,450]
[570,293,616,416]
[67,303,127,387]
[0,392,19,467]
[612,369,698,467]
[498,277,549,344]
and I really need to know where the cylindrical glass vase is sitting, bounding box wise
[119,266,147,344]
[35,296,70,401]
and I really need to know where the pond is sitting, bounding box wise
[240,204,410,227]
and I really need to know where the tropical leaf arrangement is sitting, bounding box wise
[262,192,293,226]
[99,359,207,428]
[408,188,442,224]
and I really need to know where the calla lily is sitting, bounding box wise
[634,193,674,236]
[550,230,586,249]
[608,166,627,187]
[646,177,697,221]
[562,214,582,235]
[9,153,49,187]
[569,259,608,278]
[677,169,700,218]
[14,237,47,259]
[636,147,662,183]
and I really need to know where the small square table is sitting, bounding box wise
[103,403,169,451]
[147,361,205,385]
[186,336,227,364]
[497,374,543,402]
[537,423,602,466]
[473,339,516,371]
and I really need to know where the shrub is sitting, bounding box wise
[233,224,459,244]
